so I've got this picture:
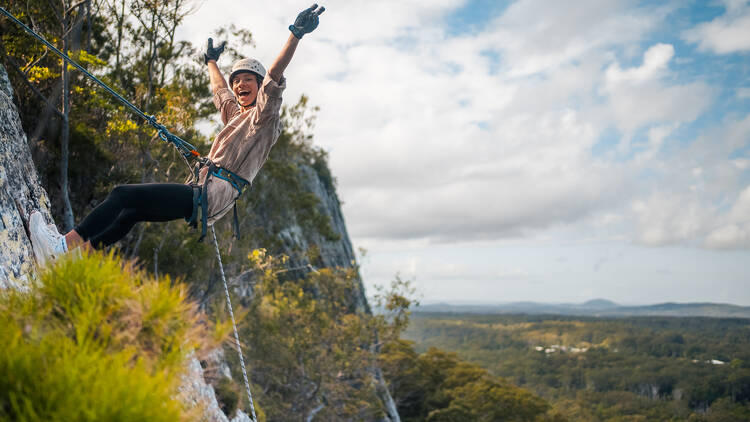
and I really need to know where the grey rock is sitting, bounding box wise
[0,64,53,288]
[265,162,370,313]
[178,356,232,422]
[178,355,253,422]
[0,62,13,98]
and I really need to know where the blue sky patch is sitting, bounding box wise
[444,0,513,36]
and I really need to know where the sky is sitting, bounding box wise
[177,0,750,306]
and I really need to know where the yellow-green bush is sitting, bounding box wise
[232,249,415,421]
[0,251,223,421]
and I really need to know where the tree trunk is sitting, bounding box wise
[374,366,401,422]
[305,401,325,422]
[60,2,74,231]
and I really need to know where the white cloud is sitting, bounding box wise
[302,3,681,244]
[625,113,750,249]
[603,44,713,133]
[339,108,629,242]
[705,185,750,249]
[631,193,714,246]
[605,43,674,84]
[179,0,746,255]
[634,124,677,164]
[683,0,750,54]
[705,224,750,249]
[733,158,750,170]
[482,0,668,77]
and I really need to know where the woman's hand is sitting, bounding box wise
[204,38,227,64]
[289,4,325,39]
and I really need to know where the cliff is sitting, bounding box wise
[0,63,51,288]
[243,159,398,421]
[249,163,370,313]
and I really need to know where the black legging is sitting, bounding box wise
[75,183,193,248]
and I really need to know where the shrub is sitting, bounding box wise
[0,251,223,421]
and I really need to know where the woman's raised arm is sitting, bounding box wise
[267,4,325,83]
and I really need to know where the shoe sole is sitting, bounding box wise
[29,211,54,266]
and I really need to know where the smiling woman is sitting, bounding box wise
[233,70,261,107]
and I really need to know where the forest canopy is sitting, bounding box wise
[404,313,750,421]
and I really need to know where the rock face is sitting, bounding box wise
[0,64,53,288]
[277,165,356,268]
[179,355,252,422]
[229,160,371,313]
[269,164,399,422]
[274,164,370,312]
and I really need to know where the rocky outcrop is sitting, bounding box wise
[287,165,357,269]
[274,164,370,312]
[230,161,370,312]
[0,64,52,288]
[179,355,252,422]
[276,165,400,422]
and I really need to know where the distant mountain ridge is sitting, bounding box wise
[414,299,750,319]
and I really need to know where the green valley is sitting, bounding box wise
[400,312,750,421]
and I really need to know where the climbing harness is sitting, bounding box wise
[187,161,251,242]
[2,7,258,420]
[212,226,257,421]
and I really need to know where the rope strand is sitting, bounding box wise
[0,6,199,159]
[211,226,258,422]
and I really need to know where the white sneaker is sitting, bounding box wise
[29,211,68,266]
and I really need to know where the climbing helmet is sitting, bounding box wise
[229,58,266,86]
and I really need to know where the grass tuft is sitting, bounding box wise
[0,250,222,421]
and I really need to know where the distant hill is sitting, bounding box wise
[414,300,750,318]
[581,298,619,309]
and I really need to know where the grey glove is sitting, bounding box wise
[289,4,325,39]
[204,38,226,64]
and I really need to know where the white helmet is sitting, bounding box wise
[229,58,266,86]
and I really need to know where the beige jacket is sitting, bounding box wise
[199,76,286,224]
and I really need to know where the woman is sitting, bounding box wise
[29,4,325,266]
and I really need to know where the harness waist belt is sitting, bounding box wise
[187,160,250,242]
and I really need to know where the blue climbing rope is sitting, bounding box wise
[0,6,200,160]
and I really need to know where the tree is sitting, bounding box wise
[380,340,561,422]
[219,249,415,421]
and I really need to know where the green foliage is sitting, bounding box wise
[403,313,750,421]
[213,377,241,418]
[0,251,224,421]
[373,276,420,335]
[224,249,415,421]
[380,340,562,422]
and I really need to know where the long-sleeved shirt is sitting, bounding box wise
[198,75,286,224]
